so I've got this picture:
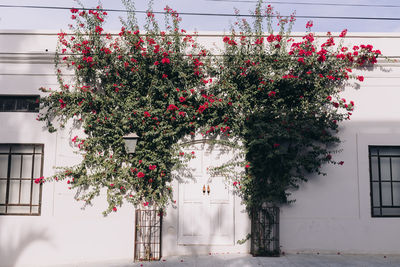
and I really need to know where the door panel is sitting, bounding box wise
[178,144,234,245]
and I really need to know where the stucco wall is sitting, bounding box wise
[1,31,400,266]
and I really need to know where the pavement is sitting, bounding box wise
[52,253,400,267]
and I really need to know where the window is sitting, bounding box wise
[0,144,44,215]
[369,146,400,217]
[0,95,40,112]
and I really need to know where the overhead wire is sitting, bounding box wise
[207,0,400,9]
[0,4,400,21]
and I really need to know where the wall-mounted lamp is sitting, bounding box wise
[122,133,139,154]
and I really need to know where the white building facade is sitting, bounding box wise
[0,31,400,266]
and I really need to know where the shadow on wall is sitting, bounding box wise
[0,221,51,267]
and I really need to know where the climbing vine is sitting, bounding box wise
[212,0,381,211]
[38,2,223,214]
[38,0,382,215]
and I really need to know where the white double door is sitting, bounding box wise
[178,144,234,245]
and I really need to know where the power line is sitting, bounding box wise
[207,0,400,9]
[1,4,400,21]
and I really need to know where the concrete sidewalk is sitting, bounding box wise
[55,253,400,267]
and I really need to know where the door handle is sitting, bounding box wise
[203,185,206,195]
[207,185,210,195]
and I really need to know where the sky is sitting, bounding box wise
[0,0,400,33]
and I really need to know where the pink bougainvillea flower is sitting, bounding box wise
[137,172,145,178]
[339,29,347,38]
[167,104,179,111]
[149,165,157,170]
[59,99,66,109]
[179,96,186,102]
[161,58,170,64]
[197,105,206,113]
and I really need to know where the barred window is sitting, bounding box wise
[369,146,400,217]
[0,144,44,215]
[0,95,40,112]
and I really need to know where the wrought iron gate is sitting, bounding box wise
[251,205,280,256]
[134,208,162,261]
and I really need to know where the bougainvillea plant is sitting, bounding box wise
[38,2,223,214]
[38,0,382,217]
[210,0,382,212]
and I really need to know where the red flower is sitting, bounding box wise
[162,74,168,78]
[179,97,186,102]
[149,165,157,170]
[268,91,276,97]
[95,26,103,34]
[298,57,305,64]
[34,176,44,184]
[59,99,66,109]
[197,105,206,113]
[357,76,364,82]
[338,161,344,165]
[143,202,149,207]
[273,143,280,148]
[317,55,326,62]
[144,111,151,117]
[305,20,313,29]
[112,207,117,212]
[223,36,230,43]
[154,61,159,66]
[137,172,145,178]
[167,104,179,111]
[161,58,170,64]
[339,29,347,38]
[267,34,274,43]
[70,8,79,13]
[245,164,250,168]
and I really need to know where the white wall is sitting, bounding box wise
[1,31,400,267]
[280,33,400,254]
[0,31,135,267]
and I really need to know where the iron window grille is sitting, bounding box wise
[0,144,44,215]
[134,208,162,261]
[0,95,40,112]
[251,205,280,257]
[369,146,400,217]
